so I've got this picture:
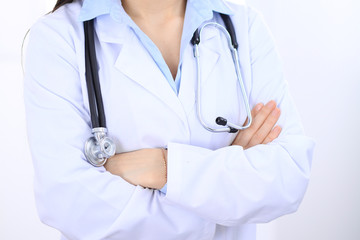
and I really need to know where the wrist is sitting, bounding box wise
[147,148,167,189]
[161,148,168,188]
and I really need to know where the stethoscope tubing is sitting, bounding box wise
[194,21,252,133]
[84,19,107,129]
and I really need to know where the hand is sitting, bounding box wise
[104,148,167,190]
[232,100,281,149]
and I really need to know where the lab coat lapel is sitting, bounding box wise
[179,27,220,116]
[94,14,219,122]
[113,34,187,123]
[95,15,188,123]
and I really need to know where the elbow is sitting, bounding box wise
[252,140,314,224]
[34,181,75,239]
[271,174,310,221]
[33,178,121,240]
[257,140,314,223]
[223,137,314,226]
[267,134,315,217]
[243,174,310,226]
[215,173,311,227]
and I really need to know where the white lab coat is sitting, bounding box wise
[24,0,315,239]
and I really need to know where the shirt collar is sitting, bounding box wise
[78,0,234,22]
[196,0,234,16]
[78,0,117,21]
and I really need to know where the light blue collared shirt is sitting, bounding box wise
[78,0,233,194]
[79,0,232,94]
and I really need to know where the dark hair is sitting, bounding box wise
[53,0,74,12]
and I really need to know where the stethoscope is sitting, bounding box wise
[83,13,252,167]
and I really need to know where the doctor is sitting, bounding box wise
[24,0,315,239]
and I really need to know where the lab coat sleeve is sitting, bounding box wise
[23,19,209,240]
[163,7,315,226]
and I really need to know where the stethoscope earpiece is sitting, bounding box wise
[216,117,227,126]
[216,117,238,133]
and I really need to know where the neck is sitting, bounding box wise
[122,0,187,21]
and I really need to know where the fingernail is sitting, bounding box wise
[271,108,280,116]
[266,100,276,108]
[255,103,263,112]
[274,126,281,133]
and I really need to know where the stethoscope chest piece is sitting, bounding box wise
[85,127,116,167]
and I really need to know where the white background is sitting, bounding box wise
[1,0,359,239]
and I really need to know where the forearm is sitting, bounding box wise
[164,133,314,226]
[104,148,168,190]
[104,99,281,191]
